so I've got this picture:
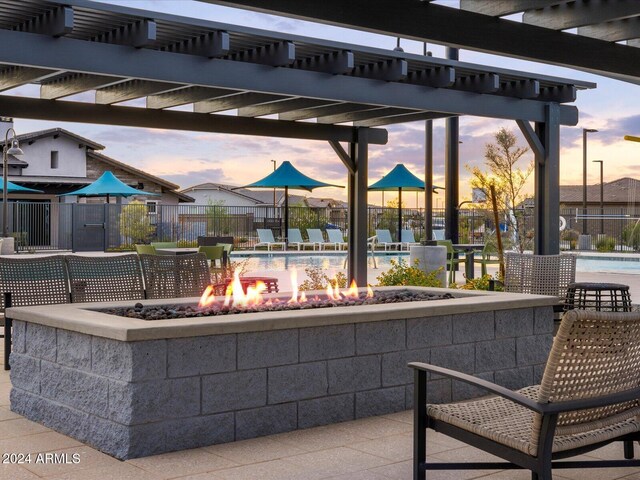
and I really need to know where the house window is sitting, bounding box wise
[146,200,159,225]
[50,151,59,169]
[146,200,158,214]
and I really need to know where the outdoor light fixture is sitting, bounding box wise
[592,160,604,234]
[2,128,23,238]
[582,128,598,232]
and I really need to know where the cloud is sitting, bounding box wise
[597,114,640,145]
[162,168,231,187]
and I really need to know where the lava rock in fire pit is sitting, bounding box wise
[100,289,454,321]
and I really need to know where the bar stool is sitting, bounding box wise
[564,282,632,312]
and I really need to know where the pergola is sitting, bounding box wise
[0,0,593,284]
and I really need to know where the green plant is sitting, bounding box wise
[205,200,232,235]
[120,201,154,244]
[289,203,323,231]
[177,239,198,248]
[596,235,616,252]
[10,231,28,248]
[299,265,348,291]
[623,223,640,250]
[376,259,442,288]
[107,243,135,252]
[452,274,503,291]
[561,228,580,249]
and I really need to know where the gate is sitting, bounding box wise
[72,204,106,252]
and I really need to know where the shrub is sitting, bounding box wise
[299,265,348,291]
[561,228,580,249]
[376,259,442,288]
[596,235,616,252]
[120,201,154,244]
[622,223,640,250]
[452,274,503,291]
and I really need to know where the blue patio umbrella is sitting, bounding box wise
[368,164,440,241]
[0,181,43,193]
[59,171,159,202]
[237,161,343,244]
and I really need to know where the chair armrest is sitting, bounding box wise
[409,362,545,413]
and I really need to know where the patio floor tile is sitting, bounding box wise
[203,437,307,465]
[332,416,411,439]
[127,448,239,479]
[20,446,122,478]
[0,430,82,455]
[0,464,41,480]
[44,463,158,480]
[0,406,21,422]
[269,424,370,452]
[0,417,51,439]
[282,446,392,477]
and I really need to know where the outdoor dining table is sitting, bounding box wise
[453,243,485,280]
[155,247,200,256]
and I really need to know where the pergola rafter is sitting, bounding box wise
[0,0,596,284]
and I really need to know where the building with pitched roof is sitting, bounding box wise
[0,118,193,204]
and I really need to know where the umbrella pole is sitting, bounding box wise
[398,187,402,242]
[284,186,289,248]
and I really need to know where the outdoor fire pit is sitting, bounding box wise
[103,286,454,320]
[9,286,558,460]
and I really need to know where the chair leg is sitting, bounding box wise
[4,317,11,371]
[624,440,635,459]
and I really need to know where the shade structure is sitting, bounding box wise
[369,164,439,242]
[239,161,343,245]
[59,171,159,202]
[0,180,43,193]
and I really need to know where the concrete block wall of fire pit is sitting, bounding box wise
[7,288,557,459]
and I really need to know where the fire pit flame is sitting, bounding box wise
[288,268,299,304]
[198,269,376,309]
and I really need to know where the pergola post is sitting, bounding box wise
[347,128,369,285]
[444,47,460,243]
[534,103,560,254]
[424,119,433,241]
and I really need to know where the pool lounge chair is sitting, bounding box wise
[432,229,445,241]
[255,229,286,251]
[307,229,332,250]
[326,229,348,250]
[375,229,402,250]
[287,229,317,251]
[400,229,420,250]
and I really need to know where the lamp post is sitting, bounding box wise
[592,160,604,234]
[2,128,23,238]
[582,128,598,233]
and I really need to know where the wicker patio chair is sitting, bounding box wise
[65,254,145,303]
[411,309,640,480]
[506,253,576,298]
[0,255,70,370]
[139,253,211,299]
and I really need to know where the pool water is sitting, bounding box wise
[232,252,640,275]
[232,252,405,272]
[577,257,640,274]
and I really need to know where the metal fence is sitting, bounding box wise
[3,201,640,253]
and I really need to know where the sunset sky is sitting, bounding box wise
[9,0,640,207]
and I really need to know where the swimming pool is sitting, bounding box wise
[231,252,640,275]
